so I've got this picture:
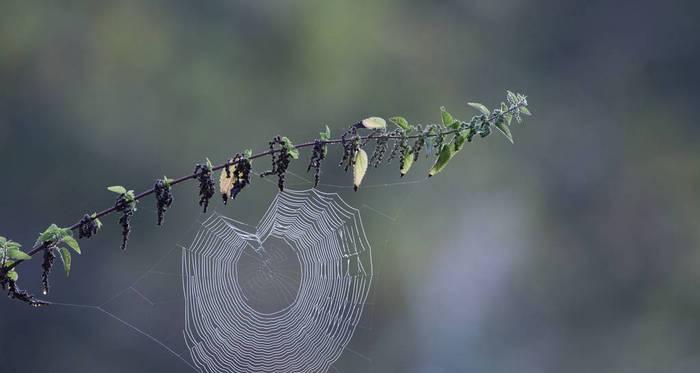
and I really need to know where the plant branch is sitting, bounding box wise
[0,93,530,305]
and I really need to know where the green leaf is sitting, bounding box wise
[519,106,532,116]
[440,107,455,126]
[428,143,456,177]
[507,90,517,103]
[7,248,31,261]
[90,213,104,230]
[38,224,61,243]
[454,130,469,151]
[361,117,386,129]
[243,149,253,158]
[320,125,331,141]
[163,176,174,187]
[467,102,490,116]
[353,148,369,191]
[495,120,514,143]
[504,112,513,126]
[6,269,18,282]
[57,247,71,276]
[281,137,300,159]
[0,236,6,244]
[124,190,137,203]
[389,117,411,132]
[62,236,81,255]
[206,157,214,169]
[5,241,21,251]
[400,151,415,177]
[107,186,127,195]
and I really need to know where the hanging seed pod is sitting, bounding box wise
[261,137,280,177]
[194,163,215,213]
[275,146,291,191]
[78,214,99,239]
[230,154,252,199]
[40,246,56,295]
[154,179,173,225]
[339,127,359,172]
[370,134,390,168]
[115,194,136,250]
[411,134,425,162]
[0,276,47,307]
[261,137,293,191]
[307,140,327,187]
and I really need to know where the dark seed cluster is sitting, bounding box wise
[307,140,327,187]
[370,135,390,168]
[339,127,359,171]
[230,154,252,200]
[387,141,398,164]
[195,163,215,213]
[115,195,135,251]
[261,137,291,191]
[154,179,174,225]
[41,246,56,295]
[0,275,47,307]
[361,129,382,146]
[78,214,99,239]
[411,135,425,162]
[387,134,407,165]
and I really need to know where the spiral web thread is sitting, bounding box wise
[182,189,373,373]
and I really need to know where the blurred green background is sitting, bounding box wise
[2,0,700,372]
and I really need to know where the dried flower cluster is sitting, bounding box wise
[40,246,56,295]
[221,154,252,204]
[115,194,136,250]
[307,140,326,187]
[154,179,174,225]
[339,127,360,171]
[370,133,391,168]
[78,214,99,239]
[0,276,47,307]
[261,136,294,191]
[230,155,252,200]
[195,163,216,213]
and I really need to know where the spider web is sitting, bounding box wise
[183,189,372,372]
[43,167,427,372]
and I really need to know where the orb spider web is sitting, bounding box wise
[182,189,373,373]
[45,169,426,372]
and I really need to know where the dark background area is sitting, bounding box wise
[2,1,700,372]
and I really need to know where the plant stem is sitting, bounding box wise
[7,104,524,274]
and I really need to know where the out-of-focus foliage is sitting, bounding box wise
[1,0,700,372]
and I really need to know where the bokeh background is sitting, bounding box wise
[2,0,700,372]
